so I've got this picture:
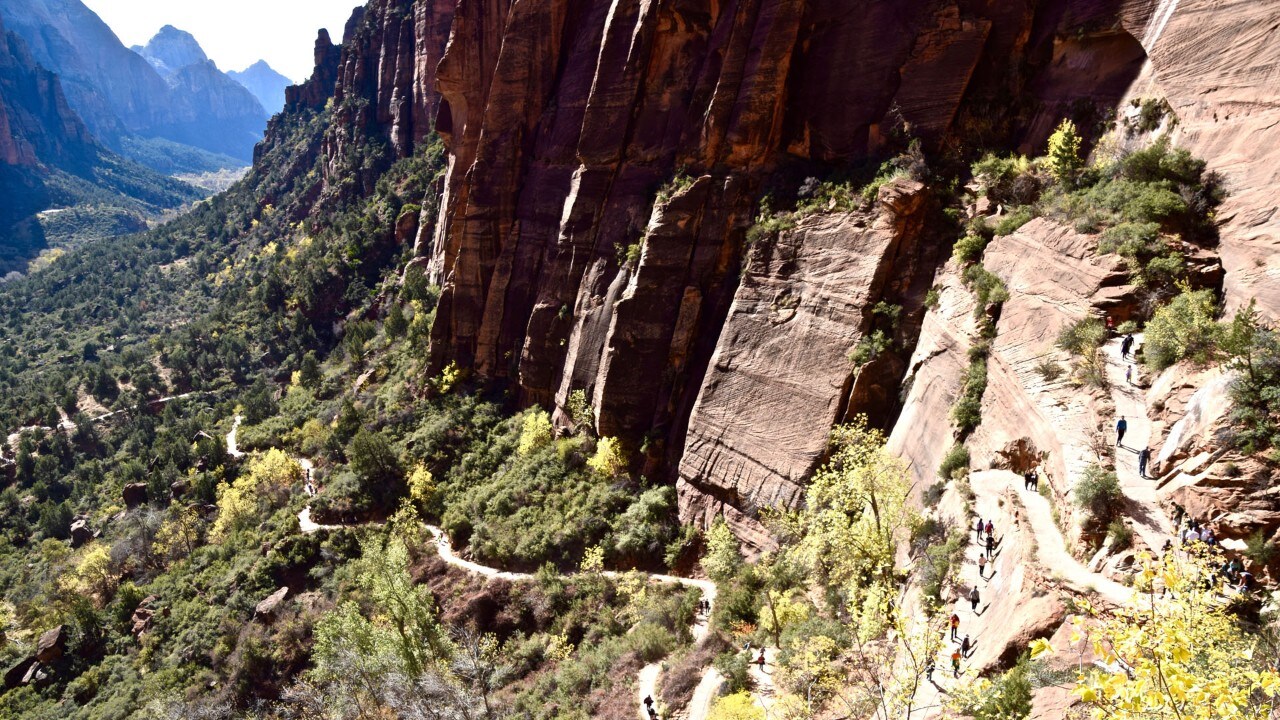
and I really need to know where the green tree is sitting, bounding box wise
[348,429,405,509]
[1144,285,1220,370]
[1047,118,1084,187]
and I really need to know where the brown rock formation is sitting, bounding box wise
[1116,0,1280,318]
[678,180,932,549]
[970,220,1131,544]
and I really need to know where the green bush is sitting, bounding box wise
[962,264,1010,312]
[963,654,1033,720]
[1144,287,1220,371]
[938,443,970,480]
[1244,529,1277,567]
[1075,464,1122,533]
[971,154,1041,206]
[1106,518,1133,551]
[1056,317,1107,356]
[952,233,989,264]
[993,206,1035,236]
[714,650,752,693]
[950,361,988,434]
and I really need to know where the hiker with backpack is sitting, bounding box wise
[961,634,972,657]
[950,613,960,640]
[969,585,981,612]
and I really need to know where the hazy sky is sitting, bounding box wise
[81,0,362,82]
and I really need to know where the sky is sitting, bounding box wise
[81,0,363,82]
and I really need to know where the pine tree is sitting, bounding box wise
[1047,118,1083,187]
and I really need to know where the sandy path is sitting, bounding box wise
[226,416,722,719]
[1104,335,1175,553]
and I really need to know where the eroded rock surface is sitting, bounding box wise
[678,180,930,550]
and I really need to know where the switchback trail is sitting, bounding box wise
[224,416,723,720]
[1103,335,1175,554]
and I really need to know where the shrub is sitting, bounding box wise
[611,486,680,563]
[993,206,1035,236]
[1107,518,1133,551]
[962,265,1010,310]
[919,530,967,606]
[1144,286,1220,371]
[1046,119,1083,187]
[962,654,1033,720]
[1035,358,1064,382]
[1057,317,1107,356]
[971,154,1041,206]
[924,288,941,310]
[1075,464,1122,533]
[952,233,989,264]
[938,443,970,480]
[1244,529,1277,567]
[950,361,988,435]
[517,408,554,455]
[922,482,946,508]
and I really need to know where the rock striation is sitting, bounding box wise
[678,180,933,549]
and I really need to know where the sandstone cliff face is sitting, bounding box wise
[279,0,1280,554]
[0,17,94,170]
[405,0,1158,541]
[678,180,932,549]
[1113,0,1280,319]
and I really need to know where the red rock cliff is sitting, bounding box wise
[290,0,1280,549]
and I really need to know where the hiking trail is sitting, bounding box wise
[225,415,725,720]
[1103,334,1175,554]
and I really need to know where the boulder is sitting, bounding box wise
[169,479,189,499]
[69,518,93,548]
[254,587,289,620]
[35,625,65,664]
[3,657,37,690]
[122,483,147,508]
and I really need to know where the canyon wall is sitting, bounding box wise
[282,0,1280,550]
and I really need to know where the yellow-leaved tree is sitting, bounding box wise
[1038,548,1280,719]
[212,448,303,539]
[776,417,918,640]
[765,416,930,719]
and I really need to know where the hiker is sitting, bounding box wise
[978,553,988,578]
[1024,469,1036,490]
[1106,315,1115,333]
[951,650,962,678]
[985,533,995,559]
[985,520,995,540]
[975,516,984,541]
[1116,416,1128,446]
[1122,333,1135,358]
[950,613,960,640]
[926,660,935,682]
[1138,447,1151,478]
[1126,365,1133,385]
[969,585,981,611]
[643,695,653,709]
[649,708,658,720]
[961,635,971,657]
[755,650,767,670]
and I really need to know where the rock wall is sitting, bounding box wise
[678,179,932,550]
[1115,0,1280,319]
[271,0,1280,550]
[971,220,1129,543]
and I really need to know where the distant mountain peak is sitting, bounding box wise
[137,24,209,75]
[228,60,294,114]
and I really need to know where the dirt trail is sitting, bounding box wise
[1103,335,1175,553]
[977,470,1133,605]
[225,417,722,720]
[5,391,208,456]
